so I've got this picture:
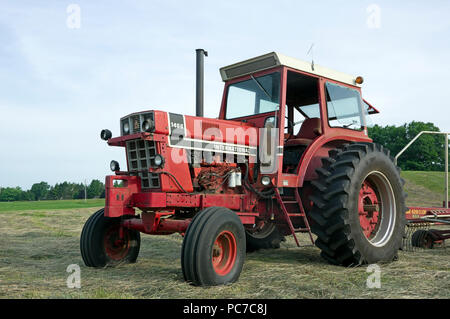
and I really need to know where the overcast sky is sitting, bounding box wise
[1,1,449,189]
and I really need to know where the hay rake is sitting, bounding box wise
[397,131,450,251]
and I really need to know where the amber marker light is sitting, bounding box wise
[355,76,364,85]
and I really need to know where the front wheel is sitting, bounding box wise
[181,207,246,286]
[80,208,141,267]
[309,143,407,266]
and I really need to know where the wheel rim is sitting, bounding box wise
[246,220,275,238]
[104,224,131,261]
[212,231,237,276]
[358,171,396,247]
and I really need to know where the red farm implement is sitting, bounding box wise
[81,50,409,286]
[396,131,450,250]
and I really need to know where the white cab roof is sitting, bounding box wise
[220,52,361,87]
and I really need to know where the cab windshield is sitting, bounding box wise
[225,72,281,119]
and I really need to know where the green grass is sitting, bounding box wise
[401,171,448,207]
[401,171,448,195]
[0,199,105,212]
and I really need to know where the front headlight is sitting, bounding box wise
[142,119,155,132]
[100,129,112,141]
[110,160,120,172]
[152,154,164,167]
[261,175,272,186]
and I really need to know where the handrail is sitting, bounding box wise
[394,131,449,209]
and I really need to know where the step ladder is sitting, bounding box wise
[273,188,314,247]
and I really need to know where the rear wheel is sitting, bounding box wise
[245,220,284,252]
[80,208,141,267]
[181,207,246,286]
[309,143,407,266]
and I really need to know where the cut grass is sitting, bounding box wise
[0,207,448,299]
[0,171,449,298]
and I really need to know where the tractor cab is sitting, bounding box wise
[219,52,378,188]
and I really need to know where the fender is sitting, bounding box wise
[296,133,372,187]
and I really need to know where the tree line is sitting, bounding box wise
[368,121,446,171]
[0,180,105,202]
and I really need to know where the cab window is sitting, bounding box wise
[326,82,364,130]
[226,72,281,119]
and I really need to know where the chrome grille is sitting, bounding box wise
[126,139,160,189]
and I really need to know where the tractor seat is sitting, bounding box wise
[285,117,322,147]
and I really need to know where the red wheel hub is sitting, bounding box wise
[104,224,130,261]
[358,180,381,239]
[212,231,237,276]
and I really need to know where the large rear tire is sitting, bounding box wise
[181,207,246,286]
[309,143,407,266]
[80,208,141,267]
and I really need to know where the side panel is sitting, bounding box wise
[104,175,141,217]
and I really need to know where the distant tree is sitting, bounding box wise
[19,190,34,201]
[72,183,85,200]
[113,180,124,187]
[0,187,23,201]
[47,182,74,200]
[30,182,50,201]
[87,180,104,199]
[1,179,106,202]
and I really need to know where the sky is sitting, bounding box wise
[1,0,449,189]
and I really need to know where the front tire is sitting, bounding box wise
[181,207,246,286]
[80,208,141,267]
[309,143,407,266]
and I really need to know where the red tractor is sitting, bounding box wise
[80,50,407,286]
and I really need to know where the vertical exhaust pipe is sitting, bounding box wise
[196,48,208,117]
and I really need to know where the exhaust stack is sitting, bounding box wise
[196,48,208,117]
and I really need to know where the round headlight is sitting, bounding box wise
[100,129,112,141]
[110,160,120,172]
[123,122,130,134]
[142,119,155,133]
[261,176,271,186]
[153,154,164,167]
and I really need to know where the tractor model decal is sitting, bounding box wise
[168,112,257,157]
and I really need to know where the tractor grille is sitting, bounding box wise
[126,139,160,189]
